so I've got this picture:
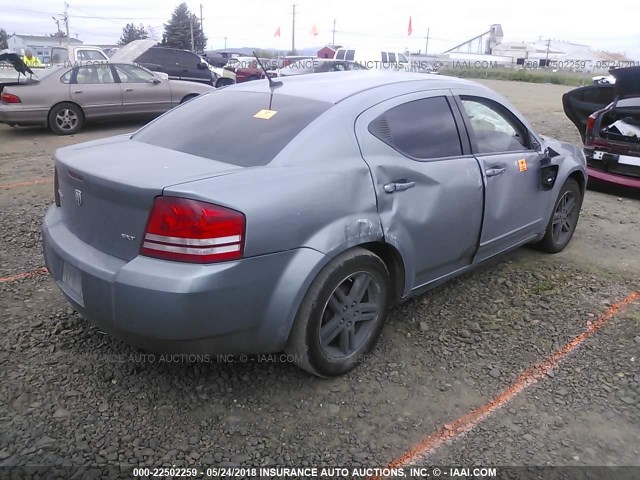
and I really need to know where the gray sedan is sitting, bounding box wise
[42,71,587,376]
[0,62,212,134]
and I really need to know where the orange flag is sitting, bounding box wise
[274,26,281,37]
[408,16,413,36]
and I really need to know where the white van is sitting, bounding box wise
[333,48,409,70]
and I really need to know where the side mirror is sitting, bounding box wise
[543,146,561,159]
[198,61,208,69]
[148,78,161,84]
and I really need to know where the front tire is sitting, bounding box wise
[48,102,84,135]
[538,178,582,253]
[286,248,390,377]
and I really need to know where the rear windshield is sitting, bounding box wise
[133,90,332,166]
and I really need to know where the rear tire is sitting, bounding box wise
[48,102,84,135]
[286,248,390,377]
[537,178,582,253]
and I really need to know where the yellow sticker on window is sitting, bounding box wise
[254,109,278,120]
[518,159,528,172]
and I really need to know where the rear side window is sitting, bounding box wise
[133,91,332,167]
[368,96,462,159]
[51,48,69,63]
[138,48,173,65]
[335,50,346,60]
[388,52,396,62]
[345,50,355,61]
[381,52,388,63]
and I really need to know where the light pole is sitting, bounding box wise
[52,17,61,45]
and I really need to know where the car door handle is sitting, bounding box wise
[124,88,133,92]
[73,90,83,94]
[485,167,506,177]
[383,180,416,193]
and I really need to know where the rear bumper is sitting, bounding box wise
[588,166,640,189]
[42,205,326,354]
[0,105,48,126]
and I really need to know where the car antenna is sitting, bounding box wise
[253,51,282,90]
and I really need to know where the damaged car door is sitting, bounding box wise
[453,94,549,261]
[355,91,484,291]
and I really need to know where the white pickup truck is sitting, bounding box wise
[50,45,109,65]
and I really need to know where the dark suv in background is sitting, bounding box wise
[136,47,213,85]
[135,47,235,88]
[111,41,236,88]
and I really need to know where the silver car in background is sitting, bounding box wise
[267,58,368,78]
[0,62,212,134]
[42,71,587,376]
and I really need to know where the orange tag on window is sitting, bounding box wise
[517,159,528,172]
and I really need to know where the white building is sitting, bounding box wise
[492,39,629,72]
[7,34,83,63]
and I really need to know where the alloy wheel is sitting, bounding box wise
[56,109,78,131]
[319,271,382,359]
[551,190,578,244]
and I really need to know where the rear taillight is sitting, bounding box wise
[141,197,245,264]
[54,168,60,207]
[1,92,21,103]
[585,113,597,139]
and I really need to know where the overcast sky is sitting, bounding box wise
[1,0,639,58]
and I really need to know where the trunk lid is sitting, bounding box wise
[562,84,616,142]
[563,66,640,142]
[55,135,242,261]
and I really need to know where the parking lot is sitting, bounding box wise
[1,79,639,471]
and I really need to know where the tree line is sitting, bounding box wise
[119,2,206,52]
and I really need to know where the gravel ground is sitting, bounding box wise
[0,79,639,474]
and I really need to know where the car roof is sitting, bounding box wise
[230,70,480,104]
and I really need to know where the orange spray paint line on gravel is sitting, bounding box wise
[375,291,640,475]
[0,178,51,189]
[0,267,48,283]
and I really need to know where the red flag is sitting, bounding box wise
[274,26,281,37]
[408,16,413,36]
[310,24,318,36]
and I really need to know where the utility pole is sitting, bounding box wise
[52,17,61,45]
[544,37,550,67]
[63,2,70,49]
[425,27,430,56]
[190,17,195,51]
[224,37,227,49]
[332,18,336,45]
[200,3,204,49]
[291,4,296,53]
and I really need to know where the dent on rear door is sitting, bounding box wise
[354,91,484,292]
